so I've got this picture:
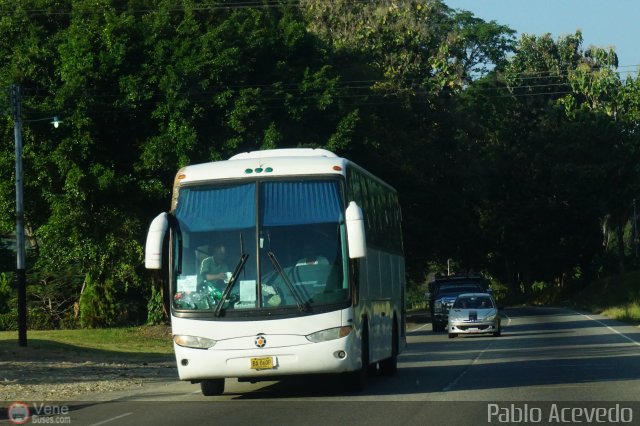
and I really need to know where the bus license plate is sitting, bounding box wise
[250,356,274,370]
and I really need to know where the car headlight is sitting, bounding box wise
[306,326,352,343]
[448,311,462,320]
[483,310,498,321]
[174,335,217,349]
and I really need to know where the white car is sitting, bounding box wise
[447,293,501,338]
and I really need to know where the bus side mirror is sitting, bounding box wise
[145,212,169,269]
[346,201,366,259]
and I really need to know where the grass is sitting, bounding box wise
[601,303,640,325]
[0,325,174,362]
[566,270,640,325]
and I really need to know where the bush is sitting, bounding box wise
[28,309,57,330]
[0,272,14,314]
[0,311,17,331]
[146,285,165,325]
[59,308,80,329]
[406,279,428,310]
[488,279,509,302]
[79,274,117,328]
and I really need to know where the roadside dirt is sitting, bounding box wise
[0,327,177,402]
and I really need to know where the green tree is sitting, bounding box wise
[0,0,353,326]
[561,46,640,274]
[301,0,516,277]
[464,32,635,291]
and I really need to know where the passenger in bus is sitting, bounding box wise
[199,244,230,292]
[296,244,329,266]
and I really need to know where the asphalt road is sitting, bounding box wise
[23,307,640,425]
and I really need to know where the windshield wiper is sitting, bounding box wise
[267,251,308,312]
[214,253,249,317]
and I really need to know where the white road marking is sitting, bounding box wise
[574,311,640,347]
[88,412,133,426]
[408,323,430,333]
[442,341,493,392]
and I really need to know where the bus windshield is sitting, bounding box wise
[171,179,348,315]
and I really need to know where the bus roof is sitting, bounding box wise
[230,148,338,160]
[175,148,348,184]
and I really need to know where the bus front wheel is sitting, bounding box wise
[200,379,225,396]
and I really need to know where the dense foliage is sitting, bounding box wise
[0,0,638,328]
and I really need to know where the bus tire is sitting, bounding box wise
[380,319,398,376]
[200,379,225,396]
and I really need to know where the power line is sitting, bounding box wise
[0,1,305,16]
[14,58,639,101]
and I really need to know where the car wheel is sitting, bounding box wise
[493,323,502,337]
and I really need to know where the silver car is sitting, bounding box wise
[448,293,501,338]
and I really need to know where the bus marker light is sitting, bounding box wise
[181,359,189,366]
[177,173,186,180]
[244,168,253,174]
[332,165,342,171]
[337,351,346,359]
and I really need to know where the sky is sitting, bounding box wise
[444,0,640,78]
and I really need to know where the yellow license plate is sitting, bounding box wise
[250,356,274,370]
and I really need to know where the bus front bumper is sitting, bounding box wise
[174,334,360,381]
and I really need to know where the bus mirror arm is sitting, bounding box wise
[346,201,366,259]
[145,212,169,269]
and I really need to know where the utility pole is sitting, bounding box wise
[10,83,27,347]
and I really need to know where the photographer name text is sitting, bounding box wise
[488,403,633,424]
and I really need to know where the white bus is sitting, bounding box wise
[145,148,405,395]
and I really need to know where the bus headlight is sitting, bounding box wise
[306,326,352,343]
[174,335,217,349]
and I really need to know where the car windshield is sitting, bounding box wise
[453,295,494,309]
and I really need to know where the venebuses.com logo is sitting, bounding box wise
[6,401,71,424]
[7,402,30,425]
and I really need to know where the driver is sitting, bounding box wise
[200,244,229,293]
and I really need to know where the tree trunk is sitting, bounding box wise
[615,221,625,274]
